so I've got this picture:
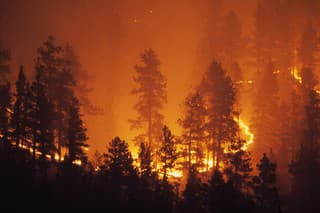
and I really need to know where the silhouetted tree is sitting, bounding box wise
[181,165,205,213]
[11,65,30,148]
[225,138,252,191]
[200,61,237,169]
[30,67,55,173]
[253,153,281,213]
[179,90,207,172]
[104,137,138,203]
[36,35,75,161]
[92,150,103,171]
[104,137,136,178]
[139,141,152,178]
[277,101,292,194]
[66,96,88,165]
[160,126,177,180]
[289,90,320,213]
[129,49,167,153]
[0,82,11,150]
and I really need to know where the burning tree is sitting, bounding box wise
[200,61,237,169]
[179,90,207,173]
[130,49,167,153]
[160,126,177,181]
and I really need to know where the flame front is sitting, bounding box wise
[150,117,254,179]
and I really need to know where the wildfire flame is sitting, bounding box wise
[291,66,320,97]
[236,118,254,151]
[291,67,302,84]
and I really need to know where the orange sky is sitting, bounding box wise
[0,0,258,156]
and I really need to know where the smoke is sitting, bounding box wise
[0,0,259,155]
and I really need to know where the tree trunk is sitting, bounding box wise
[58,129,62,162]
[188,129,192,172]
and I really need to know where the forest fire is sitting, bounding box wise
[1,0,320,212]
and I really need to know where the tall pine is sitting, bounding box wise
[200,61,237,169]
[130,49,167,153]
[66,97,88,165]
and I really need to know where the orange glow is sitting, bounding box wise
[72,159,82,166]
[291,67,302,84]
[237,118,254,151]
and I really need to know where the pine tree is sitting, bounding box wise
[104,137,135,178]
[0,82,12,150]
[64,44,102,115]
[252,61,279,160]
[92,150,103,171]
[178,90,207,172]
[30,67,55,164]
[66,97,88,165]
[138,141,157,205]
[253,153,281,213]
[221,10,243,70]
[225,138,252,191]
[252,1,283,72]
[160,126,177,180]
[11,65,30,148]
[181,165,205,213]
[129,49,167,152]
[206,170,232,212]
[36,35,75,161]
[139,141,152,178]
[200,61,237,169]
[289,90,320,213]
[277,101,292,194]
[252,2,270,72]
[104,137,138,203]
